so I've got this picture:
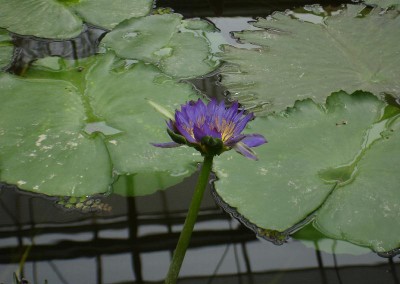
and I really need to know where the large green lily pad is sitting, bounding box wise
[219,5,400,114]
[0,53,200,196]
[101,14,219,79]
[0,28,13,69]
[0,0,152,39]
[314,117,400,252]
[0,74,112,196]
[213,91,400,253]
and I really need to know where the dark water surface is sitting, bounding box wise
[1,176,399,284]
[1,0,399,283]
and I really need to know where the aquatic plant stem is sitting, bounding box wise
[165,155,214,284]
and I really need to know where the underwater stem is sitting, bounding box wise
[165,155,214,284]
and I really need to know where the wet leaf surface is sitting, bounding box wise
[213,91,400,253]
[219,5,400,114]
[0,53,200,196]
[102,14,219,78]
[0,0,152,39]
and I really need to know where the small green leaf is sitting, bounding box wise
[102,14,218,79]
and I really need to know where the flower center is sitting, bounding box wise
[214,118,235,142]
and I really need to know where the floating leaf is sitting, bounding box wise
[0,53,201,196]
[364,0,400,10]
[213,91,400,253]
[102,14,218,78]
[0,0,152,39]
[0,74,112,196]
[72,0,153,30]
[0,0,83,39]
[293,223,372,256]
[219,5,400,114]
[314,117,400,252]
[0,28,13,69]
[85,53,200,174]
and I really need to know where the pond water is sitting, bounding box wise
[0,0,399,283]
[1,175,399,284]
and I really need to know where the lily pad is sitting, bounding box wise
[101,14,218,79]
[293,223,372,255]
[314,117,400,252]
[0,0,152,39]
[0,73,112,196]
[0,53,201,196]
[213,91,400,253]
[364,0,400,10]
[0,28,13,69]
[84,53,200,174]
[72,0,153,30]
[219,5,400,114]
[0,0,83,39]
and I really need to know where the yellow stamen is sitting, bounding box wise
[221,119,236,141]
[212,118,236,142]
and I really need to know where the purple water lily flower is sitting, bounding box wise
[152,99,267,160]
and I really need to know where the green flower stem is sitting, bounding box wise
[165,155,214,284]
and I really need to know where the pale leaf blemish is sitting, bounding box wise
[109,140,118,145]
[35,134,47,146]
[41,145,53,151]
[17,180,27,186]
[291,196,300,205]
[66,141,78,148]
[218,170,228,178]
[258,167,268,175]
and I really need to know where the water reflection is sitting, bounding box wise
[0,174,399,284]
[8,24,107,75]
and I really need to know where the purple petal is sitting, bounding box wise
[151,142,181,148]
[184,101,199,123]
[175,112,196,143]
[206,99,219,117]
[241,134,267,148]
[233,142,258,160]
[175,123,196,143]
[166,120,175,131]
[205,126,222,140]
[224,101,239,122]
[193,125,206,142]
[233,112,254,136]
[224,134,245,146]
